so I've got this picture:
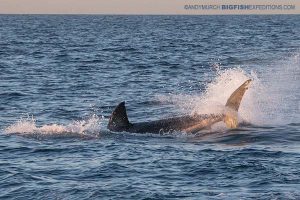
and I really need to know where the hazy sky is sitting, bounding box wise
[0,0,299,14]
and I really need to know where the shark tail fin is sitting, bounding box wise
[107,101,131,131]
[224,79,252,128]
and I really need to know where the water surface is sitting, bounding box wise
[0,15,299,199]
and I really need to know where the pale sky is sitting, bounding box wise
[0,0,299,14]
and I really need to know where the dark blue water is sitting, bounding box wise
[0,15,299,199]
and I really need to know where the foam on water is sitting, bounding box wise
[4,114,103,137]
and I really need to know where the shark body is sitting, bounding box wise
[107,79,251,134]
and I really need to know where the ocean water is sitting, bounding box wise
[0,15,299,199]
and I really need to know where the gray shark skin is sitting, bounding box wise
[107,79,251,134]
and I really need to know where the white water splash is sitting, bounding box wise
[157,53,300,126]
[255,52,300,125]
[156,68,256,124]
[4,114,103,137]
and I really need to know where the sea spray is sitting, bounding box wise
[254,52,300,125]
[156,53,299,127]
[156,68,255,124]
[4,114,103,136]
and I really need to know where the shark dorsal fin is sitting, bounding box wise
[107,101,131,131]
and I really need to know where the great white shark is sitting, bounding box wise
[107,79,251,134]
